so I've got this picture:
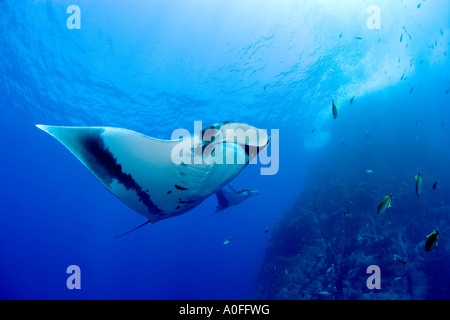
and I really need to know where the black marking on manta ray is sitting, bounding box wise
[175,184,188,191]
[178,199,196,204]
[80,132,162,215]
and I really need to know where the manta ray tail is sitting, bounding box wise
[114,220,152,238]
[197,211,218,226]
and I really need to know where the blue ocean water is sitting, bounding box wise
[1,0,449,299]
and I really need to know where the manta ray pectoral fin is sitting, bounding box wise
[36,124,177,222]
[215,189,230,212]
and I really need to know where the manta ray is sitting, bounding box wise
[37,122,269,235]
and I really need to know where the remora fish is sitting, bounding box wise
[215,185,261,213]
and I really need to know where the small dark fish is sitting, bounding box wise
[332,99,339,119]
[350,96,355,105]
[400,34,403,42]
[401,74,405,81]
[410,87,414,94]
[311,129,315,133]
[296,251,301,259]
[339,33,343,38]
[415,173,422,197]
[446,88,450,95]
[264,229,270,233]
[425,230,439,252]
[355,37,363,40]
[440,29,444,36]
[402,26,412,40]
[377,195,392,214]
[433,178,439,190]
[342,139,345,147]
[417,3,421,9]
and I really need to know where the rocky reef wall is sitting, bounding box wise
[253,125,450,300]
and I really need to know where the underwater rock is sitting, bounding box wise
[253,120,450,300]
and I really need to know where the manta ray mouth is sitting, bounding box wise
[200,122,270,163]
[240,131,270,163]
[239,143,269,162]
